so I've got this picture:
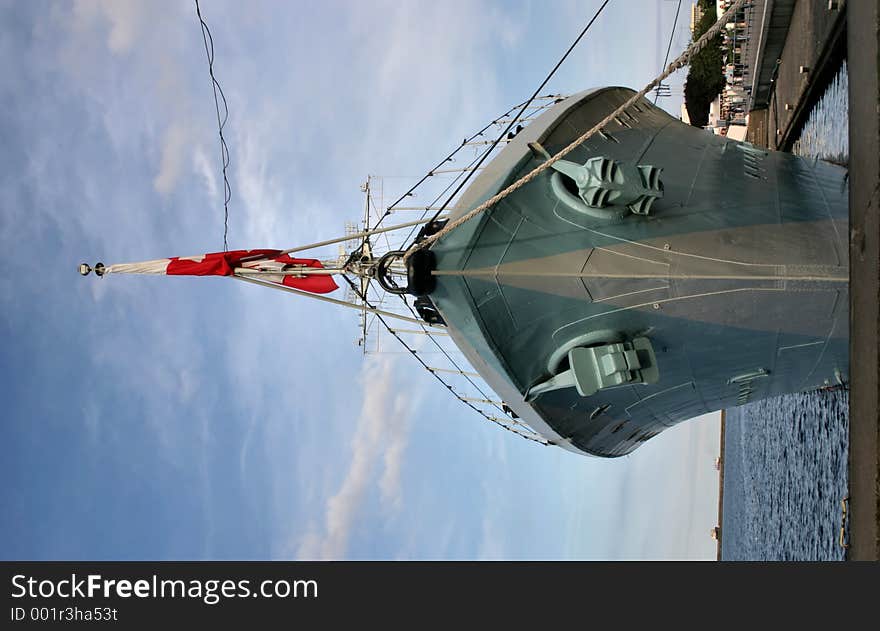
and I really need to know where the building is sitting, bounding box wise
[689,2,704,35]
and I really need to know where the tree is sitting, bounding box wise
[683,0,725,126]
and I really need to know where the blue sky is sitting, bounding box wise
[0,0,720,560]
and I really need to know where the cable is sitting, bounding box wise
[405,0,748,260]
[417,0,613,232]
[368,97,552,232]
[394,294,507,417]
[395,142,498,247]
[194,0,232,251]
[654,0,683,104]
[340,276,549,445]
[377,100,560,251]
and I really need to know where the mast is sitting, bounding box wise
[77,87,567,449]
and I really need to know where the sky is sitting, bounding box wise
[0,0,721,560]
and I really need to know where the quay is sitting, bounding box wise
[745,0,846,151]
[845,0,879,562]
[716,411,725,561]
[712,0,878,559]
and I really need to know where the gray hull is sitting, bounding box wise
[427,87,848,457]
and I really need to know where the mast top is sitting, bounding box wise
[78,263,105,276]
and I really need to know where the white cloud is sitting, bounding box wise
[295,356,414,559]
[476,435,511,559]
[192,145,219,202]
[344,0,507,172]
[69,0,144,55]
[154,123,192,194]
[378,392,412,511]
[95,0,145,54]
[56,1,202,198]
[478,512,507,560]
[608,413,722,559]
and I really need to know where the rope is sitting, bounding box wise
[403,0,746,263]
[395,145,497,247]
[369,97,559,232]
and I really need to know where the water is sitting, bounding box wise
[721,389,849,560]
[721,62,850,561]
[791,60,849,163]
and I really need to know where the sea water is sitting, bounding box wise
[791,60,849,164]
[721,61,850,561]
[721,390,849,560]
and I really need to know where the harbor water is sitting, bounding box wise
[721,389,849,560]
[721,61,850,561]
[791,60,849,164]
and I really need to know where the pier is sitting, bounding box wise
[715,0,878,559]
[745,0,846,150]
[845,0,879,562]
[716,411,725,561]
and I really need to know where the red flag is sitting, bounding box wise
[102,250,339,294]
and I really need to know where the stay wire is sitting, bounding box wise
[195,0,232,251]
[391,100,559,248]
[394,293,508,418]
[368,97,541,232]
[654,0,683,104]
[395,142,498,248]
[339,276,548,445]
[416,0,612,234]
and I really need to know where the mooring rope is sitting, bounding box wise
[403,0,747,263]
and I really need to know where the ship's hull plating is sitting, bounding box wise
[428,87,848,457]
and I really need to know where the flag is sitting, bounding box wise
[101,249,339,294]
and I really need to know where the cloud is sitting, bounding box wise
[55,1,201,198]
[69,0,145,55]
[608,413,722,559]
[94,0,145,54]
[154,123,192,194]
[378,392,411,511]
[476,435,511,559]
[192,145,219,202]
[296,357,414,559]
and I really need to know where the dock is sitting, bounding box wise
[745,0,847,150]
[716,410,725,561]
[731,0,879,560]
[845,0,880,561]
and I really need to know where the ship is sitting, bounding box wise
[82,85,849,458]
[80,5,849,458]
[395,86,849,457]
